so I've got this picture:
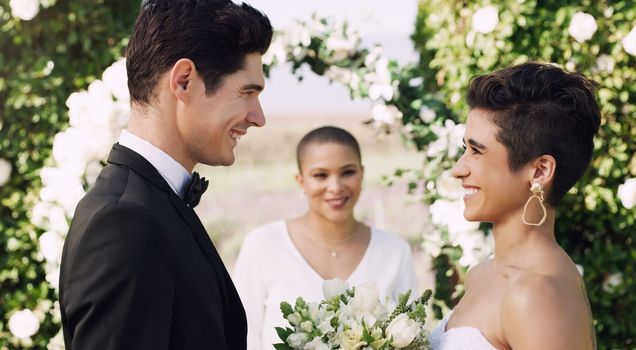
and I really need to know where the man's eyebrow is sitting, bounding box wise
[467,138,487,150]
[242,83,264,92]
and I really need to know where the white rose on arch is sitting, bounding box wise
[0,158,12,187]
[622,26,636,56]
[8,309,40,339]
[617,178,636,209]
[568,12,598,43]
[471,6,499,34]
[10,0,39,21]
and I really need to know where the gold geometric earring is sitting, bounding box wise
[522,182,547,226]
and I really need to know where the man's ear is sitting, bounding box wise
[529,154,556,189]
[169,58,197,103]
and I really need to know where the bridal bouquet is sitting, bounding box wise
[275,280,432,350]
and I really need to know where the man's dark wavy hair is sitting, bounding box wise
[126,0,273,105]
[467,62,601,206]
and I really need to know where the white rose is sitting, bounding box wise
[371,104,402,127]
[300,320,313,333]
[304,336,330,350]
[287,332,309,348]
[0,158,12,187]
[262,37,287,66]
[102,58,129,102]
[568,12,598,43]
[325,66,352,85]
[622,27,636,56]
[337,324,365,350]
[39,231,65,263]
[45,266,61,291]
[351,283,379,313]
[436,170,463,200]
[325,35,356,62]
[419,106,436,123]
[385,314,420,348]
[8,309,40,339]
[472,6,498,34]
[10,0,39,21]
[602,272,623,292]
[595,54,615,73]
[618,178,636,209]
[323,278,349,299]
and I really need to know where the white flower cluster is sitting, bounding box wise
[9,0,56,21]
[617,177,636,209]
[264,16,403,129]
[277,279,431,350]
[7,299,60,345]
[0,158,12,187]
[566,11,636,57]
[32,58,129,296]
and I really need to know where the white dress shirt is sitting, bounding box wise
[117,130,191,198]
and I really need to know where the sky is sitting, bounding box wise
[247,0,420,117]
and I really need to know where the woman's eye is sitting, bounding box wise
[343,170,356,176]
[470,147,481,155]
[313,173,327,179]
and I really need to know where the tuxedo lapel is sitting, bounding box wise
[106,143,231,300]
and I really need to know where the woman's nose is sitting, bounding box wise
[451,155,469,179]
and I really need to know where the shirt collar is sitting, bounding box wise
[118,130,191,198]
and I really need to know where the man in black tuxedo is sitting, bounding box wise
[58,1,272,349]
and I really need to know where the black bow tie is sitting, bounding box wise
[183,172,209,208]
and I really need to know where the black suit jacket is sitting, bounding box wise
[59,144,247,350]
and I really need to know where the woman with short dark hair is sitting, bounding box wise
[430,62,599,350]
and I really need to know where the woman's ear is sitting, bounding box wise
[169,58,197,103]
[295,172,304,188]
[530,154,556,188]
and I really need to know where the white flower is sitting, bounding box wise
[371,104,402,127]
[304,336,329,350]
[623,26,636,56]
[39,231,65,263]
[436,170,463,200]
[262,37,287,66]
[595,54,615,73]
[323,278,349,299]
[419,106,436,123]
[287,23,311,47]
[102,58,129,102]
[8,309,40,339]
[45,266,61,291]
[47,328,65,350]
[0,158,12,187]
[602,272,623,292]
[471,6,498,34]
[351,283,379,313]
[429,199,480,234]
[568,12,598,43]
[427,120,465,158]
[300,320,313,333]
[10,0,39,21]
[337,323,366,350]
[385,314,420,348]
[287,332,309,348]
[287,312,302,326]
[325,66,353,85]
[618,178,636,209]
[325,35,357,62]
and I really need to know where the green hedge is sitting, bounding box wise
[0,1,136,348]
[411,1,636,348]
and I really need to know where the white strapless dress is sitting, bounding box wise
[429,312,498,350]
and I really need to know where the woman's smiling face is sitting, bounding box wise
[297,142,364,223]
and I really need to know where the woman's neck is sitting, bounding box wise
[302,212,358,245]
[492,207,558,267]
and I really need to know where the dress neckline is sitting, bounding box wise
[436,311,499,350]
[280,220,375,282]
